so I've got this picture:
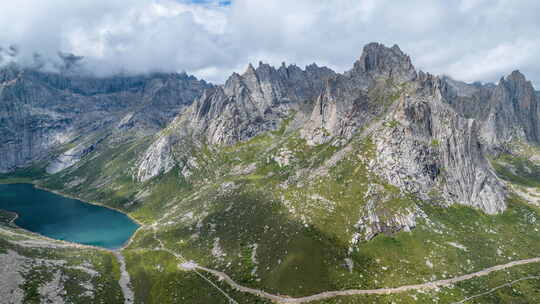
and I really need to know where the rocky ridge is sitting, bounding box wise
[134,60,337,181]
[3,42,537,236]
[138,43,515,217]
[442,70,540,151]
[369,72,506,216]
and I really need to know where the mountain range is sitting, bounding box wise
[2,43,540,304]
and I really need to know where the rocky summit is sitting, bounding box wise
[3,43,540,304]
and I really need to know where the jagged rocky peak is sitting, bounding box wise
[182,61,337,144]
[499,70,537,109]
[478,70,540,148]
[505,69,528,83]
[350,42,417,83]
[135,61,341,180]
[228,60,336,102]
[416,71,443,95]
[370,75,507,215]
[300,44,420,146]
[181,43,423,149]
[440,75,483,98]
[432,69,540,151]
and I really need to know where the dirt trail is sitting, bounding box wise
[150,209,540,303]
[451,275,540,304]
[186,257,540,303]
[113,251,135,304]
[151,228,240,303]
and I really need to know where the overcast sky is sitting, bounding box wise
[0,0,539,87]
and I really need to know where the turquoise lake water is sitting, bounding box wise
[0,183,139,249]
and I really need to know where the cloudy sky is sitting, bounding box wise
[1,0,539,87]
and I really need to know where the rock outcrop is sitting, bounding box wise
[136,134,176,182]
[347,42,417,85]
[301,43,416,145]
[353,184,420,242]
[182,62,336,145]
[135,61,337,181]
[480,71,540,150]
[46,139,103,174]
[440,71,540,152]
[371,73,506,215]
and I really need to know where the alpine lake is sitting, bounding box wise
[0,183,139,249]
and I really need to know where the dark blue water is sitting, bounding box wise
[0,183,139,249]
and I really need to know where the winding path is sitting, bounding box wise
[165,237,540,304]
[151,229,239,303]
[149,206,540,303]
[190,258,540,303]
[7,212,538,303]
[450,275,540,304]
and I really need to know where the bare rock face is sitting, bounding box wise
[348,42,417,85]
[353,184,420,242]
[178,62,336,145]
[480,71,540,149]
[0,67,211,173]
[300,79,369,146]
[46,140,100,174]
[371,73,506,214]
[440,71,540,152]
[138,43,511,218]
[135,62,336,181]
[140,43,421,170]
[136,135,176,182]
[301,43,416,146]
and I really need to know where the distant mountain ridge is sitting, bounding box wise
[0,65,211,173]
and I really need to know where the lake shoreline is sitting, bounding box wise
[0,213,110,253]
[1,181,144,252]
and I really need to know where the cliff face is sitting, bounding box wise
[371,73,506,215]
[301,43,417,145]
[480,71,540,150]
[164,43,416,148]
[0,66,210,173]
[133,61,337,181]
[184,62,336,145]
[441,71,540,152]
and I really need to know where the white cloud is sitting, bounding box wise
[0,0,539,87]
[445,40,539,83]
